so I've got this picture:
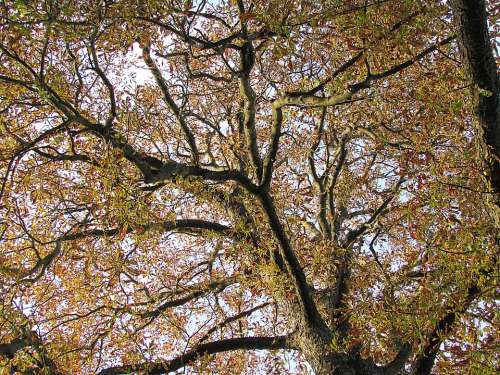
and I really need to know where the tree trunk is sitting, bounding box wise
[450,0,500,211]
[289,320,383,375]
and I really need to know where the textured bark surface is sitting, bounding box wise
[450,0,500,209]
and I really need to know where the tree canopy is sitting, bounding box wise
[0,1,498,374]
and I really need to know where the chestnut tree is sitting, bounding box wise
[0,1,498,374]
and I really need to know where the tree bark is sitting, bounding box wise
[450,0,500,211]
